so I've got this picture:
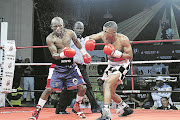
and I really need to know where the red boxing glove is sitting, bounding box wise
[83,54,92,64]
[63,47,76,58]
[103,44,115,55]
[85,39,95,51]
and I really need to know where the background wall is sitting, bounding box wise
[0,0,33,61]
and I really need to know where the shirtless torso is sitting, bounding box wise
[46,29,82,60]
[89,31,133,61]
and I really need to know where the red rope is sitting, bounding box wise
[95,39,180,46]
[131,39,180,44]
[131,63,134,90]
[1,39,180,49]
[16,46,48,49]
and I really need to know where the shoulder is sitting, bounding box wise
[170,105,178,110]
[118,33,129,42]
[163,83,171,88]
[46,33,53,41]
[66,29,75,36]
[164,83,170,86]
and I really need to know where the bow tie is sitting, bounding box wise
[77,35,82,39]
[164,107,169,110]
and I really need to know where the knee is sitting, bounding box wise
[103,81,112,89]
[111,93,116,100]
[45,88,53,94]
[78,85,87,93]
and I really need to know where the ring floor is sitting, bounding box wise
[0,107,180,120]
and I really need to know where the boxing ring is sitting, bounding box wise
[1,39,180,120]
[0,107,180,120]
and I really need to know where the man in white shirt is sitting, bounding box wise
[71,21,101,113]
[151,76,173,108]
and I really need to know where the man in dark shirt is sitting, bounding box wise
[157,97,178,110]
[131,79,151,109]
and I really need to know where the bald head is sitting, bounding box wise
[51,17,64,27]
[74,21,84,28]
[74,21,84,36]
[103,21,118,32]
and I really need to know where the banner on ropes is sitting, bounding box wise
[132,44,180,61]
[1,40,16,93]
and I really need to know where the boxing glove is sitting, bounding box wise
[103,44,115,55]
[104,44,122,58]
[63,47,76,58]
[85,39,95,51]
[80,48,92,64]
[83,54,92,64]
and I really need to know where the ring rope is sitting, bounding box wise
[23,73,180,77]
[15,59,180,66]
[95,39,180,45]
[11,89,180,93]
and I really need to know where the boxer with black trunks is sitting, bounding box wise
[55,21,101,114]
[29,17,91,120]
[85,21,134,120]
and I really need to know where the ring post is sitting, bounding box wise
[131,63,134,90]
[0,22,8,107]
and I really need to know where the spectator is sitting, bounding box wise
[161,22,174,40]
[157,97,178,110]
[80,95,91,108]
[151,76,173,108]
[23,58,35,103]
[151,63,168,75]
[131,79,151,109]
[7,82,23,107]
[97,57,107,75]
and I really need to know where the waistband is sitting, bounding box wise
[107,56,125,62]
[52,58,74,66]
[108,59,130,65]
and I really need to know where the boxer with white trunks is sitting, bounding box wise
[85,21,134,120]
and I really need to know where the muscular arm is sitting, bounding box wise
[71,31,82,49]
[131,95,141,104]
[46,36,61,60]
[89,32,102,40]
[121,36,133,60]
[143,93,150,103]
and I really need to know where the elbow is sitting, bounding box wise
[52,53,60,60]
[130,56,133,60]
[128,55,133,60]
[52,56,59,60]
